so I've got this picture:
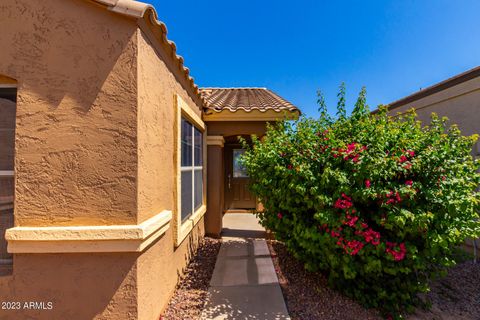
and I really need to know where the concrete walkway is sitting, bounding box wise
[202,214,290,320]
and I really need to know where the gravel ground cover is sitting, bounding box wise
[161,237,221,320]
[268,240,480,320]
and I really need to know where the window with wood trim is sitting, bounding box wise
[0,86,16,268]
[180,118,203,222]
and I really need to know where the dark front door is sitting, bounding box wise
[225,146,256,209]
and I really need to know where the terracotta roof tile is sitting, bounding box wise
[200,88,300,114]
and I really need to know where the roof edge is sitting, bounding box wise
[91,0,205,107]
[384,65,480,112]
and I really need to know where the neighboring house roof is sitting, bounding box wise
[200,88,300,114]
[90,0,205,106]
[375,65,480,113]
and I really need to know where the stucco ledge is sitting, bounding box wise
[5,210,172,253]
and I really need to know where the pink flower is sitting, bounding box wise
[344,215,359,227]
[347,143,356,152]
[408,150,415,157]
[363,229,381,246]
[386,242,407,261]
[405,180,413,186]
[277,213,283,219]
[395,192,401,202]
[399,155,408,163]
[365,179,371,188]
[334,193,353,210]
[331,229,340,237]
[345,240,364,255]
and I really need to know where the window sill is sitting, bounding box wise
[175,204,206,247]
[5,210,172,253]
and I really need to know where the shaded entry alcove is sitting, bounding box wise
[224,135,256,211]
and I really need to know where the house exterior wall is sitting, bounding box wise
[388,77,480,138]
[0,0,205,319]
[0,0,141,318]
[135,29,205,319]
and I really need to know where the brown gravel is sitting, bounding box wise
[161,237,221,320]
[267,240,480,320]
[411,260,480,320]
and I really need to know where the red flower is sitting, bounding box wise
[386,242,407,261]
[399,155,408,163]
[365,179,371,188]
[408,150,415,157]
[334,193,353,210]
[404,163,412,170]
[287,164,293,170]
[405,180,413,186]
[363,228,381,245]
[344,215,359,227]
[277,213,283,219]
[347,142,356,152]
[345,240,364,255]
[331,229,341,237]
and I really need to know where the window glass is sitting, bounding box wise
[233,149,248,178]
[194,127,202,166]
[181,170,192,222]
[0,91,16,171]
[0,208,13,263]
[181,119,192,166]
[194,169,203,211]
[0,87,16,267]
[180,117,203,222]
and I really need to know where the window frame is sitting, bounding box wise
[180,120,204,222]
[175,94,206,247]
[0,83,16,269]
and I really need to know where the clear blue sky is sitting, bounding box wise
[150,0,480,118]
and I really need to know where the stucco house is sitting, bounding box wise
[382,66,480,139]
[0,0,299,319]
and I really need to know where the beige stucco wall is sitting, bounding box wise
[0,253,139,319]
[136,29,202,224]
[0,0,142,318]
[0,0,139,227]
[135,29,205,319]
[389,77,480,138]
[0,0,205,319]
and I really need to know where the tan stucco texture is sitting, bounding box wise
[0,0,139,227]
[0,0,206,319]
[389,77,480,138]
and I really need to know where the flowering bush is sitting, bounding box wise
[241,87,480,317]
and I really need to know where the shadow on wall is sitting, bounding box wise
[0,0,139,114]
[0,252,140,319]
